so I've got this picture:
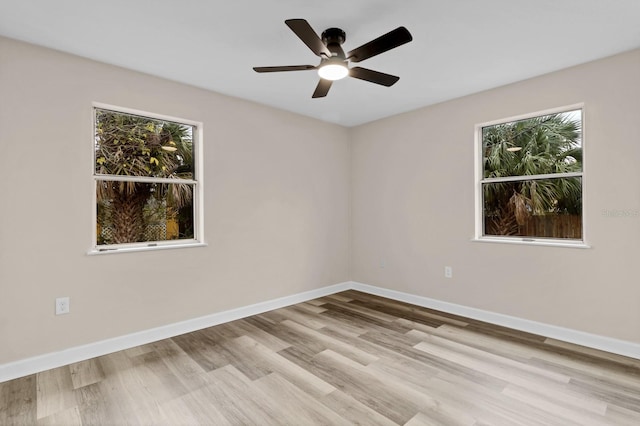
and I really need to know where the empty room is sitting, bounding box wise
[1,1,640,424]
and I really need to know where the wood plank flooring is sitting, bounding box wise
[2,290,640,425]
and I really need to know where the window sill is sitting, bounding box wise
[471,237,590,249]
[87,241,207,255]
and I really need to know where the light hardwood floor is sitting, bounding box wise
[2,290,640,425]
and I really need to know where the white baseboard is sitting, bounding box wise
[0,282,351,383]
[2,280,638,383]
[350,281,640,360]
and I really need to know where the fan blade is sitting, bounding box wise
[285,19,331,57]
[349,67,400,86]
[312,79,332,98]
[347,27,412,63]
[253,65,316,73]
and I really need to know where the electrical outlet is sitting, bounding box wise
[55,297,70,315]
[380,260,386,269]
[444,266,453,279]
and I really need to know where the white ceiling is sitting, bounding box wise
[1,0,639,127]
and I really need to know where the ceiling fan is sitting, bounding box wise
[253,19,413,98]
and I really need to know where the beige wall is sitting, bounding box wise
[2,35,639,367]
[350,48,640,343]
[0,37,350,364]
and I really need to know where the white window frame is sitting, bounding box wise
[474,103,589,248]
[89,103,205,254]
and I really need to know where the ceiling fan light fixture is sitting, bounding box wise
[318,62,348,81]
[253,19,413,97]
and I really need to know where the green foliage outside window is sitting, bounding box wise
[95,108,195,245]
[482,111,582,239]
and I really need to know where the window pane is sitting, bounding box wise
[95,108,194,179]
[96,180,194,245]
[483,110,582,179]
[483,177,582,239]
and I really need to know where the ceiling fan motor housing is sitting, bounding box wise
[321,28,346,58]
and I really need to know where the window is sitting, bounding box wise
[92,104,203,252]
[476,106,584,245]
